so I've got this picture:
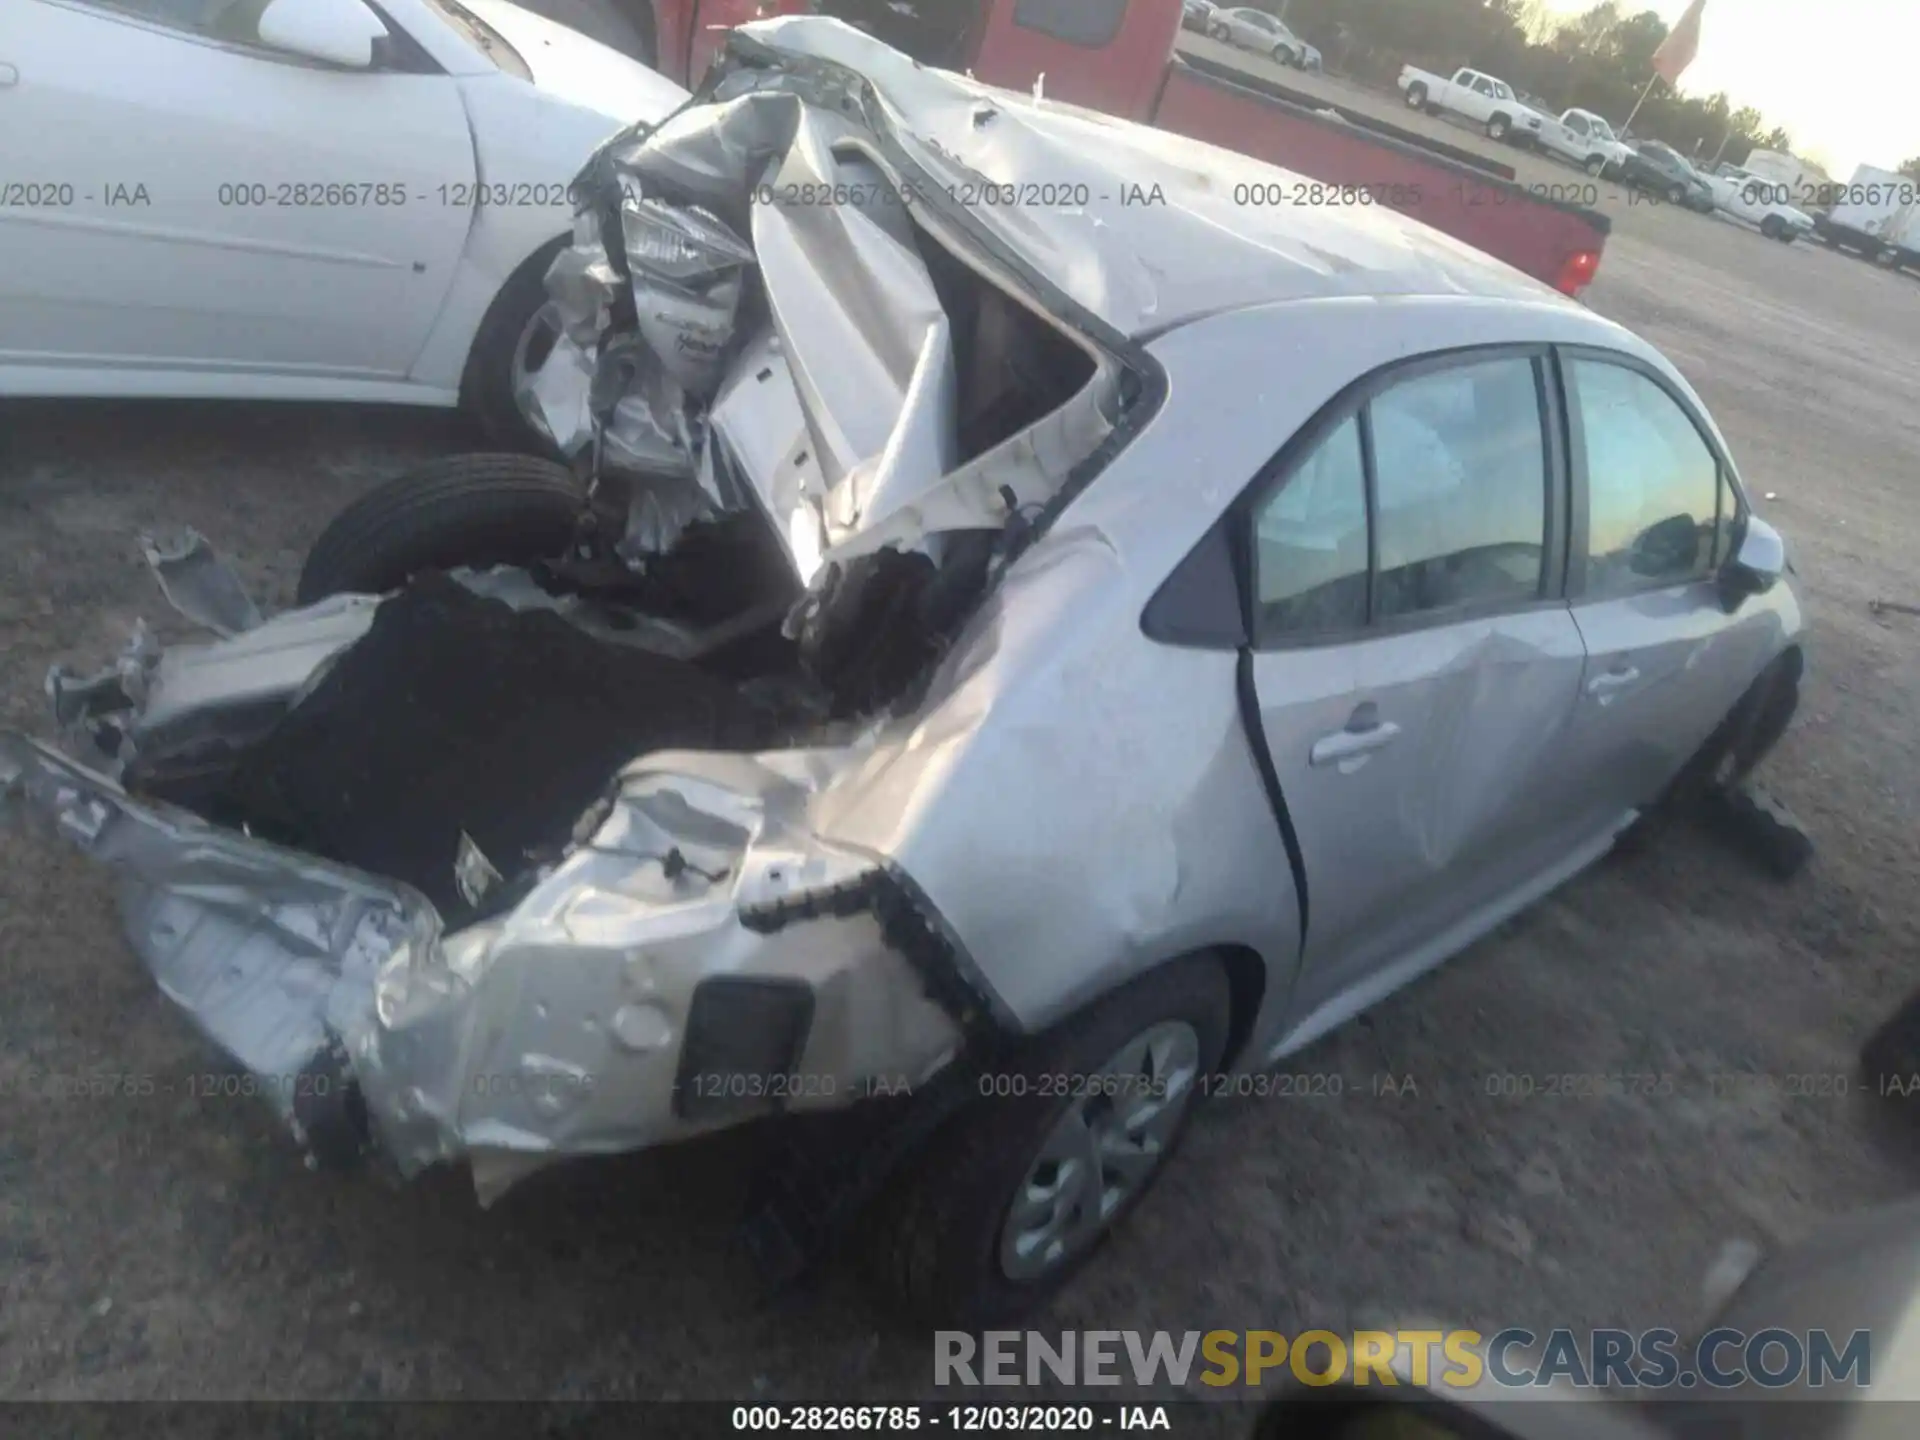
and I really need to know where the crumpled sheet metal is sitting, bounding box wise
[0,733,435,1141]
[601,88,801,210]
[738,16,1528,331]
[750,119,959,532]
[529,26,1126,570]
[0,727,965,1195]
[140,529,262,637]
[544,215,624,347]
[621,196,755,402]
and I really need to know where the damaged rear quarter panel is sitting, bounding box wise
[795,310,1374,1045]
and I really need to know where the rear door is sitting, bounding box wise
[1245,348,1587,1019]
[1552,350,1775,826]
[0,0,474,388]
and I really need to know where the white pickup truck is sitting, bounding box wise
[1397,65,1545,145]
[1535,108,1632,176]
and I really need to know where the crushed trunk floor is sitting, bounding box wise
[213,574,772,920]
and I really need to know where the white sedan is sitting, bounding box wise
[1707,167,1815,243]
[0,0,687,443]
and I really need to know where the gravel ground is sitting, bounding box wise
[4,44,1920,1409]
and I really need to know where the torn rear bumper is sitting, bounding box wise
[0,733,965,1200]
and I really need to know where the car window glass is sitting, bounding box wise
[1494,81,1513,99]
[1013,0,1128,48]
[1568,115,1588,134]
[1370,358,1547,620]
[78,0,213,29]
[78,0,324,48]
[1473,79,1495,96]
[1254,416,1368,636]
[1571,359,1719,595]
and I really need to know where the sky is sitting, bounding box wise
[1540,0,1919,177]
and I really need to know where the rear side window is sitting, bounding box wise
[1253,416,1369,635]
[1251,353,1551,642]
[1012,0,1129,48]
[1568,359,1722,596]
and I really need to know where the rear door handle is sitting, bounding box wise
[1310,720,1402,769]
[1586,665,1641,701]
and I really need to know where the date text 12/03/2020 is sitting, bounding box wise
[730,1405,1178,1432]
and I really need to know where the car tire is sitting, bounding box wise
[1209,22,1228,40]
[1273,44,1296,67]
[459,236,568,456]
[1487,114,1510,142]
[1699,782,1814,882]
[1615,648,1803,858]
[1405,82,1427,110]
[1761,215,1785,240]
[1585,154,1608,177]
[296,453,585,605]
[864,955,1231,1328]
[1668,183,1686,204]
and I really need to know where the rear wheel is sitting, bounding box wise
[865,956,1230,1328]
[1487,113,1511,141]
[296,454,585,605]
[1405,82,1427,110]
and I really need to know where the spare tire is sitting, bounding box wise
[297,453,585,605]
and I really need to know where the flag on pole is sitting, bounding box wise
[1651,0,1707,85]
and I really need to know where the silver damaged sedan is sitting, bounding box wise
[0,18,1804,1324]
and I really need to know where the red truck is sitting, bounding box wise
[623,0,1609,297]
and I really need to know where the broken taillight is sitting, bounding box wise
[1557,249,1601,298]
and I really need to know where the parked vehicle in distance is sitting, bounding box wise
[0,15,1800,1330]
[643,0,1613,298]
[1620,141,1716,210]
[1814,163,1920,270]
[0,0,689,447]
[1706,167,1815,243]
[1208,6,1320,70]
[1739,147,1829,207]
[1181,0,1218,34]
[1536,108,1632,176]
[1397,64,1546,145]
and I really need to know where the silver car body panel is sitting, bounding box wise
[0,20,1804,1194]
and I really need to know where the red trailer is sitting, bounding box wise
[632,0,1609,297]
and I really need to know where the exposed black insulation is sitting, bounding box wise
[213,575,776,922]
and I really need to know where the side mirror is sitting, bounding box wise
[257,0,388,69]
[1717,512,1786,612]
[1629,513,1700,577]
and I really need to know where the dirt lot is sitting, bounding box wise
[5,42,1920,1409]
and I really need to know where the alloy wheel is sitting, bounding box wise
[997,1020,1202,1281]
